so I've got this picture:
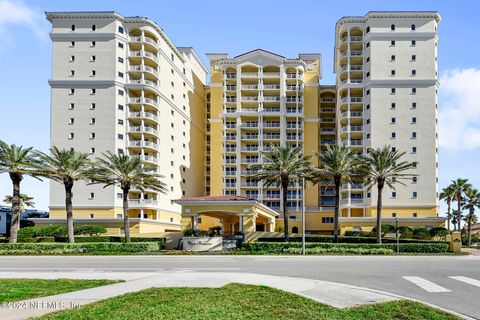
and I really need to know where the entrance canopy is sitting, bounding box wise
[174,195,279,234]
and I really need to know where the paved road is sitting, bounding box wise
[1,255,479,319]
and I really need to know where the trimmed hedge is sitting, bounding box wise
[284,247,394,255]
[258,236,441,244]
[0,242,160,255]
[17,235,166,248]
[242,242,448,254]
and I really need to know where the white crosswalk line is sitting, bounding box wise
[449,276,480,288]
[402,276,451,293]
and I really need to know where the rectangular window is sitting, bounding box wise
[412,146,417,153]
[90,118,96,125]
[413,212,417,217]
[391,55,395,61]
[413,177,418,183]
[118,72,124,78]
[71,25,75,31]
[411,55,416,61]
[91,41,96,47]
[117,104,124,110]
[70,41,75,47]
[91,88,96,95]
[117,193,123,199]
[69,70,75,76]
[390,40,396,46]
[89,192,95,199]
[68,132,74,139]
[391,102,396,109]
[69,103,74,110]
[391,132,396,138]
[412,88,416,94]
[90,103,96,109]
[412,69,416,76]
[118,89,124,96]
[90,133,95,139]
[91,70,96,76]
[392,213,397,218]
[118,42,124,49]
[392,192,396,198]
[117,134,124,140]
[412,192,417,198]
[412,102,417,109]
[91,25,96,31]
[390,70,395,76]
[118,57,124,63]
[90,147,95,154]
[412,117,416,123]
[411,40,416,46]
[117,119,124,125]
[391,117,396,123]
[70,55,75,62]
[412,132,417,139]
[391,88,396,94]
[69,118,74,125]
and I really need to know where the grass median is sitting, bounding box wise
[35,283,459,320]
[0,279,120,303]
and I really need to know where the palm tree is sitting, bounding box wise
[4,194,35,229]
[89,152,167,242]
[360,146,417,244]
[312,145,360,243]
[0,140,40,243]
[440,185,456,232]
[248,145,313,242]
[450,178,471,231]
[462,187,480,246]
[35,147,91,243]
[451,209,459,230]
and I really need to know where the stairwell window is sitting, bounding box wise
[411,88,416,94]
[391,192,396,198]
[390,55,395,61]
[391,88,396,94]
[411,24,416,31]
[90,148,95,154]
[91,41,96,47]
[390,70,395,76]
[118,26,124,34]
[91,25,96,31]
[89,193,95,199]
[91,70,96,77]
[412,132,417,139]
[91,88,96,95]
[413,177,418,183]
[70,55,75,62]
[69,103,74,110]
[69,70,75,76]
[68,118,74,125]
[70,88,75,95]
[412,192,417,199]
[390,24,395,31]
[391,132,396,139]
[390,40,396,46]
[90,133,95,139]
[90,118,96,125]
[68,132,74,140]
[412,102,417,109]
[412,146,417,153]
[411,40,416,46]
[391,117,396,124]
[71,25,75,31]
[91,55,96,61]
[411,69,416,76]
[90,103,95,110]
[411,55,416,61]
[391,102,396,109]
[70,41,75,47]
[412,117,416,124]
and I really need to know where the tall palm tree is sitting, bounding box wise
[440,185,456,232]
[451,209,459,230]
[450,178,471,231]
[360,146,417,244]
[0,140,40,243]
[248,145,313,242]
[312,145,360,243]
[89,152,167,242]
[35,147,91,243]
[4,194,35,229]
[462,187,480,246]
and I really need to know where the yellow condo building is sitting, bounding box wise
[38,11,445,237]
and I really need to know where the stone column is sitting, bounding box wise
[239,215,244,232]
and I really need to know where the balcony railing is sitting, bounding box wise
[264,107,281,113]
[263,72,280,77]
[264,84,280,89]
[241,84,258,90]
[264,96,280,101]
[128,199,158,207]
[242,123,258,128]
[226,73,236,79]
[242,96,259,101]
[264,122,280,128]
[241,72,258,77]
[286,97,303,103]
[320,98,335,103]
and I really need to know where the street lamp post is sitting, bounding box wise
[301,177,306,255]
[395,217,399,255]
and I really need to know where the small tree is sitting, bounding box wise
[311,145,360,243]
[35,147,92,243]
[89,152,167,242]
[248,145,313,242]
[4,194,35,227]
[360,146,417,244]
[0,140,40,243]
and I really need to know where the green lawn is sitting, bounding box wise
[37,283,459,320]
[0,279,119,303]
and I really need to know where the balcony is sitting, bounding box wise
[340,198,366,206]
[286,97,303,103]
[226,85,237,91]
[241,107,258,113]
[241,72,258,78]
[320,98,335,103]
[286,73,304,79]
[320,128,336,134]
[241,147,259,152]
[241,84,258,90]
[321,140,335,145]
[264,107,281,113]
[340,97,363,104]
[350,50,363,56]
[226,73,236,79]
[349,140,363,146]
[263,72,280,78]
[142,155,158,164]
[128,199,158,208]
[263,134,280,140]
[286,108,303,114]
[242,158,259,164]
[341,79,363,85]
[242,96,259,102]
[226,97,237,103]
[223,183,236,188]
[287,135,302,140]
[264,122,280,128]
[242,123,258,128]
[129,50,159,63]
[241,182,257,187]
[129,79,158,87]
[264,194,281,200]
[340,125,363,133]
[241,135,259,140]
[264,96,280,102]
[263,84,280,90]
[320,118,335,123]
[128,65,159,77]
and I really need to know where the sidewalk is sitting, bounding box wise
[0,271,400,320]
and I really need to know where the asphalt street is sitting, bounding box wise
[0,255,479,319]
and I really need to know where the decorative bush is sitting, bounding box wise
[398,227,413,239]
[0,242,160,255]
[74,225,107,236]
[257,236,440,244]
[242,242,448,254]
[371,224,396,237]
[344,231,371,237]
[429,227,448,239]
[413,228,432,240]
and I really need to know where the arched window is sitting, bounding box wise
[391,24,395,31]
[411,24,416,31]
[292,226,299,234]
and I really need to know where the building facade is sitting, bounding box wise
[44,12,207,235]
[44,11,444,236]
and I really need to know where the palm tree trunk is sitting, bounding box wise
[457,194,462,232]
[376,180,384,244]
[123,188,131,242]
[446,199,451,233]
[282,179,289,242]
[64,180,75,243]
[333,176,341,243]
[468,209,473,246]
[8,173,22,243]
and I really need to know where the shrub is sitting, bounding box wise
[398,226,413,239]
[18,227,42,240]
[344,231,370,237]
[109,237,166,249]
[429,227,448,239]
[241,242,448,254]
[74,225,107,236]
[371,225,396,237]
[413,228,432,240]
[274,225,284,232]
[0,242,160,255]
[284,247,394,255]
[257,235,440,244]
[40,225,68,238]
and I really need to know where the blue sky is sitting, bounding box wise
[1,0,479,213]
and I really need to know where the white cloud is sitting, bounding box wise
[0,0,45,39]
[439,68,480,150]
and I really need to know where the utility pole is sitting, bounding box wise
[301,177,306,255]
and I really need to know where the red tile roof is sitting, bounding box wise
[175,195,255,202]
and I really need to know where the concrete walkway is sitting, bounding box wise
[0,271,401,320]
